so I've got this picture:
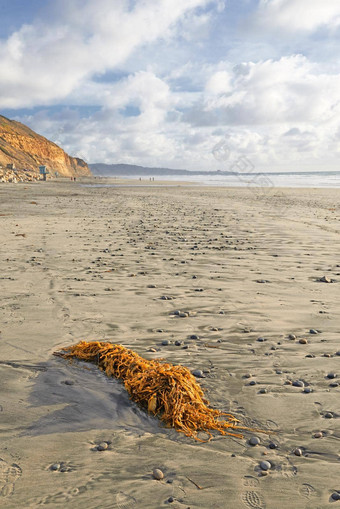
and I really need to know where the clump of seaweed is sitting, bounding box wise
[54,341,257,441]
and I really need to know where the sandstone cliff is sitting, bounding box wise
[0,115,91,178]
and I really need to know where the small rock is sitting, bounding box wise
[260,460,271,471]
[189,334,199,340]
[179,312,188,318]
[50,463,60,471]
[162,340,171,346]
[327,373,337,379]
[299,338,308,344]
[192,369,205,378]
[257,337,266,342]
[261,470,269,476]
[294,448,303,456]
[175,340,183,346]
[313,432,323,439]
[149,348,157,352]
[167,496,174,503]
[324,412,334,419]
[97,442,109,451]
[249,436,261,446]
[259,388,267,394]
[269,442,278,449]
[319,276,332,283]
[331,492,340,501]
[303,387,312,393]
[153,468,164,480]
[288,334,296,340]
[309,329,318,334]
[292,380,304,388]
[249,380,257,386]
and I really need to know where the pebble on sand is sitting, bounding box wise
[260,460,271,471]
[318,275,332,283]
[50,463,61,471]
[97,442,109,451]
[249,436,261,446]
[294,448,303,456]
[152,468,164,480]
[299,338,308,344]
[192,369,205,378]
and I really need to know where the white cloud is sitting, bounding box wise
[0,0,210,108]
[255,0,340,33]
[188,55,340,126]
[205,71,232,95]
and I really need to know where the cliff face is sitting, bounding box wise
[0,115,91,177]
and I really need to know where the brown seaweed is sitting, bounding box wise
[55,341,257,441]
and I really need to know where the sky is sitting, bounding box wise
[1,0,340,172]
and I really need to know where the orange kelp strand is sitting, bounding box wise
[54,341,255,440]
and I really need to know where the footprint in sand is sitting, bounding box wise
[0,458,22,497]
[116,491,137,509]
[242,490,266,509]
[243,476,260,488]
[298,483,317,499]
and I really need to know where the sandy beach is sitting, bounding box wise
[0,180,339,508]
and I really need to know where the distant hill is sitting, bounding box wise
[0,115,91,177]
[90,163,232,177]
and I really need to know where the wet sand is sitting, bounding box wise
[0,181,339,508]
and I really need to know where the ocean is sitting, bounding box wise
[85,171,340,188]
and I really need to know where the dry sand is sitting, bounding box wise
[0,180,339,509]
